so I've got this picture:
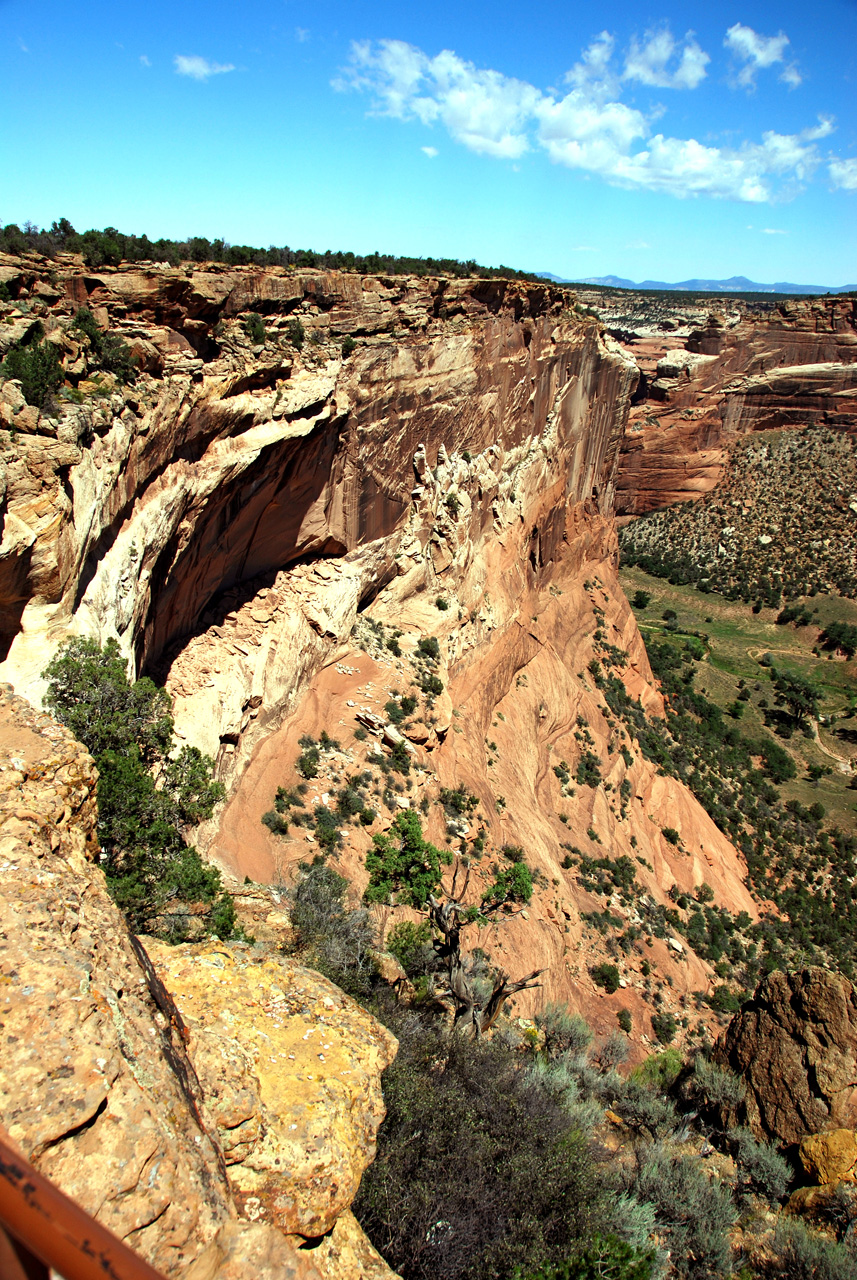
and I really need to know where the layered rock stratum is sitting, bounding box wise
[609,293,857,516]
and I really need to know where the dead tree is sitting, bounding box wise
[427,859,544,1037]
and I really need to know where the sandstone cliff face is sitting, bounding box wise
[614,296,857,517]
[0,256,633,786]
[0,254,768,1051]
[0,683,396,1279]
[714,967,857,1146]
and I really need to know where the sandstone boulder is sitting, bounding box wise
[147,939,398,1238]
[714,968,857,1145]
[799,1129,857,1186]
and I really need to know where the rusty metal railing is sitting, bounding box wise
[0,1127,166,1280]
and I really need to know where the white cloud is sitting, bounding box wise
[337,38,837,203]
[724,24,799,90]
[623,27,709,90]
[762,227,787,234]
[830,157,857,191]
[174,54,235,82]
[139,54,150,67]
[421,145,438,158]
[339,39,541,158]
[566,32,620,100]
[295,28,310,43]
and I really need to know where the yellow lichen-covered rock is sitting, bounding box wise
[148,940,398,1238]
[799,1129,857,1186]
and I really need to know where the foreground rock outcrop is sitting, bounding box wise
[148,941,396,1251]
[0,683,396,1278]
[714,967,857,1145]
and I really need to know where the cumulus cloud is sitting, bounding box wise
[763,228,787,234]
[566,31,620,99]
[830,157,857,191]
[174,54,235,81]
[623,27,709,90]
[422,145,438,158]
[336,37,836,203]
[724,24,801,89]
[339,39,541,158]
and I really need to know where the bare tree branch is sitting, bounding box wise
[425,859,545,1037]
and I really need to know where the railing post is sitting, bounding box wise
[0,1128,167,1280]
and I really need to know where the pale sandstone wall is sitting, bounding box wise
[0,257,636,796]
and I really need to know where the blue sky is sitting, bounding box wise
[1,0,856,284]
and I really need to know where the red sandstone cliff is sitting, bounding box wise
[614,296,857,517]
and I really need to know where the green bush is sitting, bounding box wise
[1,334,63,409]
[290,863,377,997]
[757,736,797,783]
[341,334,356,357]
[386,919,435,977]
[419,671,444,697]
[482,862,533,909]
[617,1008,633,1034]
[690,1058,746,1111]
[631,591,652,610]
[364,809,452,907]
[521,1236,655,1280]
[820,621,857,660]
[633,1147,735,1279]
[650,1012,677,1045]
[354,1006,613,1280]
[71,308,137,382]
[611,1082,678,1141]
[262,809,290,836]
[631,1048,683,1091]
[727,1126,790,1200]
[43,638,230,938]
[536,1003,593,1060]
[590,963,621,994]
[766,1217,857,1280]
[244,312,266,344]
[297,736,321,778]
[708,985,742,1014]
[286,317,305,348]
[576,752,602,787]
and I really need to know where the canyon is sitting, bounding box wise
[1,250,856,1273]
[2,256,855,1031]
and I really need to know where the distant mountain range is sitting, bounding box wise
[535,272,856,295]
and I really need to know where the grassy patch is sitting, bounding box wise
[621,566,857,830]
